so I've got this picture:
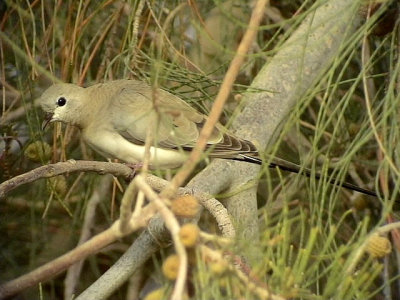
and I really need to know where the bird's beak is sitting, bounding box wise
[42,112,54,130]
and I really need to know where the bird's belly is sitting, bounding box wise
[118,144,188,169]
[83,130,188,169]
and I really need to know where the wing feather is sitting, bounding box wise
[103,80,256,157]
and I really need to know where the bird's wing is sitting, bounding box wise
[109,80,257,157]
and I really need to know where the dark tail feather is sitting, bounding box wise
[234,155,378,198]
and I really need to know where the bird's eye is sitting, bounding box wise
[57,97,67,107]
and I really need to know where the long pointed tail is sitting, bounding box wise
[235,154,378,198]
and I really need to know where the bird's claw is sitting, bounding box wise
[125,162,144,181]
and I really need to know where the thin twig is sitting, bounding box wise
[344,222,400,277]
[129,0,145,69]
[119,179,137,234]
[361,6,400,179]
[145,0,203,73]
[0,201,157,299]
[161,0,269,199]
[64,175,113,299]
[200,245,285,300]
[78,11,120,85]
[0,31,61,84]
[134,175,187,300]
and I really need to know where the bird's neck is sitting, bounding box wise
[76,88,108,129]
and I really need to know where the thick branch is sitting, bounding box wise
[224,0,362,247]
[233,1,362,141]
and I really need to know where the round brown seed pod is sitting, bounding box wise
[162,254,180,280]
[179,223,200,248]
[171,195,200,218]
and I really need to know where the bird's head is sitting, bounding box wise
[39,83,87,129]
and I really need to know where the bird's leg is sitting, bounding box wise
[125,162,144,181]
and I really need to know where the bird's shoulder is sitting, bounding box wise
[96,80,204,122]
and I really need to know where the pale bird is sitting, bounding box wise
[39,79,377,197]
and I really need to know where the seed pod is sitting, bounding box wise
[179,223,200,248]
[171,195,200,218]
[366,233,392,258]
[162,254,180,280]
[24,141,52,162]
[209,260,228,276]
[47,176,68,197]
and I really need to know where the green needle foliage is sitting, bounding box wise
[1,0,399,299]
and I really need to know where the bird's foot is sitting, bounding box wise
[125,162,144,181]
